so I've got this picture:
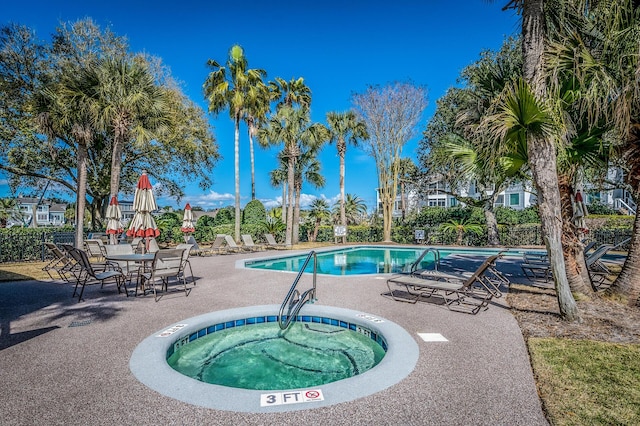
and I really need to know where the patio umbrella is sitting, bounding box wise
[572,190,589,235]
[180,203,195,235]
[105,196,123,244]
[126,171,160,250]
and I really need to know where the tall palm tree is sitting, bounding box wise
[546,0,640,305]
[244,84,271,200]
[204,45,267,242]
[326,111,369,242]
[396,157,418,221]
[91,57,172,204]
[258,106,327,246]
[308,198,331,242]
[500,0,579,320]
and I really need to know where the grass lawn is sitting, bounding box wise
[0,261,51,282]
[529,337,640,425]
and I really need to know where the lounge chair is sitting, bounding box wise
[184,235,227,256]
[241,234,265,251]
[385,254,504,314]
[223,235,249,253]
[520,252,552,282]
[264,233,287,250]
[42,242,75,281]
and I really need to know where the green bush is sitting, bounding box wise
[213,206,234,225]
[242,200,266,224]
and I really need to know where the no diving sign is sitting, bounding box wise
[260,389,324,407]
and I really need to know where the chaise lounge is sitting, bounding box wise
[385,254,505,314]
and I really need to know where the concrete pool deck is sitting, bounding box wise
[0,247,549,425]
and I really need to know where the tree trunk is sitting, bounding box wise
[109,135,123,202]
[339,147,346,244]
[293,184,301,245]
[522,0,580,321]
[484,204,501,246]
[234,117,241,243]
[558,174,595,297]
[249,126,256,200]
[75,144,88,248]
[285,156,295,247]
[281,183,287,224]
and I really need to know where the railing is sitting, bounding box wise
[278,251,318,330]
[614,198,637,215]
[406,248,440,273]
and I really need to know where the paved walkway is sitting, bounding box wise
[0,247,548,425]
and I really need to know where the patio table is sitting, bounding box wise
[105,253,155,295]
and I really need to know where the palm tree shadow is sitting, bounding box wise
[0,326,60,350]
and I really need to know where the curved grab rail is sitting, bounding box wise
[278,251,317,330]
[408,248,440,273]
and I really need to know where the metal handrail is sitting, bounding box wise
[278,251,317,330]
[408,248,440,273]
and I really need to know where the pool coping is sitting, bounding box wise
[129,304,419,413]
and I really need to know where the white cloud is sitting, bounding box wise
[187,191,235,209]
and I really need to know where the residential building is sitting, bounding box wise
[15,197,67,226]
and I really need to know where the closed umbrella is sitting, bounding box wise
[105,196,123,244]
[180,203,195,235]
[572,190,589,236]
[126,171,160,251]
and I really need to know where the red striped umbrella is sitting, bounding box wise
[105,196,123,244]
[180,203,195,234]
[126,171,160,239]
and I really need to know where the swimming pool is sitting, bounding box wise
[243,245,516,276]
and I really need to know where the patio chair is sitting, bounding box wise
[241,234,265,251]
[84,239,107,261]
[67,247,127,302]
[223,235,249,253]
[520,252,552,282]
[140,248,190,301]
[385,254,504,314]
[42,242,75,282]
[264,233,287,250]
[176,243,195,285]
[184,235,227,256]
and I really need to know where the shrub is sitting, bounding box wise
[242,200,266,224]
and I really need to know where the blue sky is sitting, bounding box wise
[1,1,519,212]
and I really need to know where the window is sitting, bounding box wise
[509,193,520,206]
[495,195,504,205]
[450,198,458,207]
[428,198,446,207]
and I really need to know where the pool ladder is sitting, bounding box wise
[278,251,317,330]
[407,248,440,273]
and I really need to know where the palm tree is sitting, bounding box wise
[340,193,368,225]
[258,106,327,246]
[204,45,267,242]
[545,0,640,305]
[244,84,271,200]
[91,57,172,205]
[396,157,418,221]
[269,158,288,224]
[270,77,311,111]
[308,198,331,242]
[439,219,484,246]
[326,111,369,242]
[500,0,579,320]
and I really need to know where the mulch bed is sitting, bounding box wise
[508,284,640,344]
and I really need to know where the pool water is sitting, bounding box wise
[167,321,386,390]
[245,246,506,275]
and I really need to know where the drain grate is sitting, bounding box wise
[69,320,92,328]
